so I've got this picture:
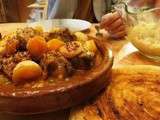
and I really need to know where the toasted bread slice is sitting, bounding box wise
[70,65,160,120]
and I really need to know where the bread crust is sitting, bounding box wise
[70,65,160,120]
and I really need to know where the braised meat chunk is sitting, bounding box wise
[0,52,30,79]
[16,27,42,42]
[40,51,74,79]
[14,51,31,62]
[44,28,76,42]
[70,55,94,70]
[15,27,43,51]
[5,37,19,56]
[0,56,16,79]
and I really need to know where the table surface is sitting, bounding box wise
[0,23,158,120]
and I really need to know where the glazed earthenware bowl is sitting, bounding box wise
[0,29,113,115]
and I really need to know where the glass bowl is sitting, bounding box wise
[126,8,160,61]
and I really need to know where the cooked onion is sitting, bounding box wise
[12,60,42,83]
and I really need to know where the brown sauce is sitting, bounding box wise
[0,51,103,91]
[0,27,108,97]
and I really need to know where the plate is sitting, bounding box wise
[28,19,92,32]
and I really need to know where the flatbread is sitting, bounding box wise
[70,65,160,120]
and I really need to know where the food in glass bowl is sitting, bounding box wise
[127,11,160,60]
[0,27,113,114]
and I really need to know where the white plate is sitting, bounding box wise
[28,19,92,32]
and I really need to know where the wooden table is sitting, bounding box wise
[0,23,158,120]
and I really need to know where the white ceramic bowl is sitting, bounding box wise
[28,19,92,32]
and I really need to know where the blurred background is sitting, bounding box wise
[0,0,152,23]
[0,0,47,23]
[0,0,114,23]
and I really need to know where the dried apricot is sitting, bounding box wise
[27,36,47,57]
[47,39,65,51]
